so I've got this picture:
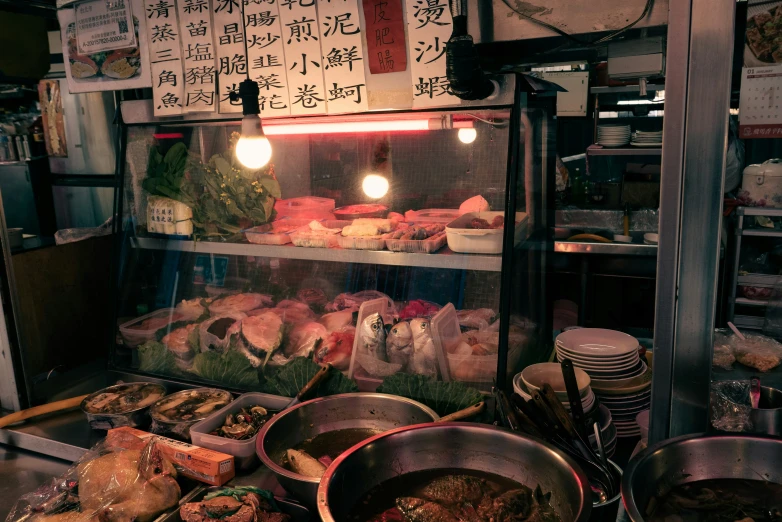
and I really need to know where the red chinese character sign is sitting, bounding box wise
[144,0,185,115]
[278,0,327,116]
[739,66,782,138]
[319,0,368,114]
[177,0,217,112]
[405,0,460,108]
[362,0,406,74]
[244,0,292,118]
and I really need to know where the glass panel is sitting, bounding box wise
[115,107,527,393]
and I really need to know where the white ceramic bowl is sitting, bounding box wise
[556,328,639,357]
[643,233,659,244]
[520,363,591,400]
[613,234,632,243]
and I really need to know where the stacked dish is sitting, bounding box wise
[555,328,651,439]
[630,130,662,147]
[597,125,631,147]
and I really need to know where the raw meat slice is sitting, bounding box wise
[241,311,284,354]
[209,293,273,315]
[284,321,328,357]
[162,324,198,361]
[268,300,315,324]
[199,312,246,352]
[318,310,354,331]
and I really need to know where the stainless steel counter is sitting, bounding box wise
[0,444,72,519]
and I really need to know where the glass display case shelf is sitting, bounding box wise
[554,240,658,256]
[131,237,505,272]
[586,145,662,156]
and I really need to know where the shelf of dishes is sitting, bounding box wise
[586,145,662,156]
[132,237,508,272]
[732,314,765,330]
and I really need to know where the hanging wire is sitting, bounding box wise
[240,0,251,80]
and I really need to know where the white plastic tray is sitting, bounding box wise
[336,235,387,251]
[445,211,528,254]
[385,232,447,253]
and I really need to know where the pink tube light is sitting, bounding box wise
[263,119,473,135]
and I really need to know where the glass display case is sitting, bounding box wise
[110,74,555,396]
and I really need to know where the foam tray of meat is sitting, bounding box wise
[385,225,447,253]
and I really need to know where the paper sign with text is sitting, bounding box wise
[145,0,184,115]
[319,0,368,114]
[279,0,327,116]
[212,0,246,113]
[76,0,137,53]
[245,0,292,117]
[362,0,406,74]
[177,0,218,112]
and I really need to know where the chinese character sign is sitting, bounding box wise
[319,0,368,113]
[177,0,217,112]
[244,0,291,117]
[362,0,406,75]
[212,0,245,113]
[278,0,327,115]
[405,0,460,108]
[144,0,185,115]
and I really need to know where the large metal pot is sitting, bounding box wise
[622,433,782,521]
[256,393,439,507]
[750,385,782,435]
[317,422,592,522]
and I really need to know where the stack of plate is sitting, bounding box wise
[555,328,651,439]
[631,130,662,147]
[597,125,631,147]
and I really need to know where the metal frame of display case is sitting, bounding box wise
[109,73,554,393]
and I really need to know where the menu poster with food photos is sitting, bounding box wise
[745,0,782,67]
[244,0,291,118]
[144,0,185,115]
[405,0,460,108]
[278,0,327,116]
[319,0,368,114]
[177,0,217,112]
[212,0,246,113]
[362,0,407,74]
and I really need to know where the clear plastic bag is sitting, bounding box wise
[710,380,753,432]
[5,430,181,522]
[54,216,113,245]
[712,328,736,370]
[732,332,782,372]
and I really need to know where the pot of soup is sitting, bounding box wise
[622,433,782,521]
[317,422,592,522]
[256,393,439,507]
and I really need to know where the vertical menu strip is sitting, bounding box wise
[405,0,460,108]
[278,0,327,116]
[213,0,246,113]
[177,0,218,112]
[145,0,185,116]
[244,0,291,118]
[319,0,368,114]
[361,0,406,75]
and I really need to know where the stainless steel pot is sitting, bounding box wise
[622,433,782,521]
[750,385,782,435]
[317,422,592,522]
[255,393,439,507]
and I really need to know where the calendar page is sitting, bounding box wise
[739,65,782,138]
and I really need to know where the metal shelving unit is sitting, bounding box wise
[585,145,662,156]
[131,237,504,272]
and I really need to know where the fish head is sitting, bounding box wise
[360,313,386,345]
[410,318,431,340]
[388,321,413,347]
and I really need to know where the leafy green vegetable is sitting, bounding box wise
[203,486,279,512]
[142,143,198,208]
[190,347,260,388]
[138,341,182,376]
[258,357,358,398]
[376,374,484,417]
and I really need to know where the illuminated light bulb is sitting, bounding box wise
[236,114,272,169]
[458,127,477,144]
[362,174,389,199]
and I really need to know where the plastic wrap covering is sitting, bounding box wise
[764,278,782,338]
[712,329,782,372]
[712,329,737,370]
[5,430,181,522]
[554,209,659,232]
[54,217,113,245]
[710,380,753,432]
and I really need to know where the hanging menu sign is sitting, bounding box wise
[362,0,406,74]
[319,0,368,114]
[145,0,185,116]
[278,0,327,116]
[405,0,460,108]
[76,0,137,53]
[213,0,246,113]
[177,0,217,112]
[244,0,291,118]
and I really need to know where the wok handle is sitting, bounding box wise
[0,394,89,429]
[437,401,485,423]
[297,363,332,401]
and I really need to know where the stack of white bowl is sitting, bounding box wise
[555,328,651,439]
[597,124,631,147]
[630,130,662,147]
[512,362,617,457]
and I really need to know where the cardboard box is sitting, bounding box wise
[109,426,235,486]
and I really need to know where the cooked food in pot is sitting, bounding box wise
[280,428,382,478]
[348,470,560,522]
[83,383,166,415]
[646,478,782,522]
[150,388,232,424]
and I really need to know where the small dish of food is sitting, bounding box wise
[81,382,166,430]
[150,388,233,441]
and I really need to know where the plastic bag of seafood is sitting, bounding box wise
[710,380,753,432]
[5,429,183,522]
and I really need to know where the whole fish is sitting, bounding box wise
[395,497,460,522]
[286,449,326,478]
[387,321,413,371]
[359,312,387,361]
[409,319,437,377]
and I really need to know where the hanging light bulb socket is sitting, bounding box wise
[230,77,261,117]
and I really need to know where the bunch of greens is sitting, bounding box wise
[138,340,183,376]
[377,374,484,417]
[190,347,260,389]
[258,357,358,398]
[142,143,199,208]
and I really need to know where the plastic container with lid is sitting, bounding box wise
[190,392,289,471]
[119,308,179,347]
[404,209,459,224]
[244,218,311,245]
[275,197,335,220]
[445,211,528,254]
